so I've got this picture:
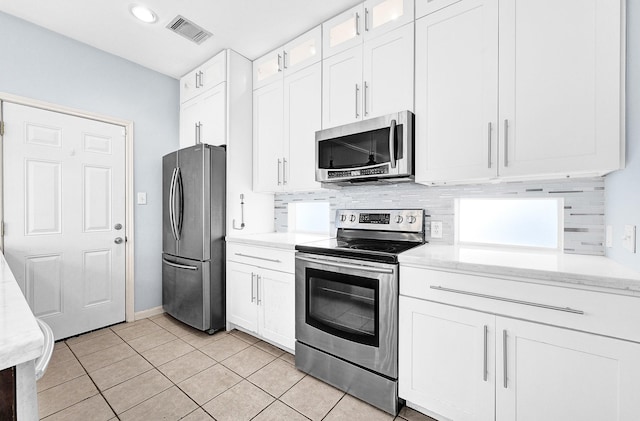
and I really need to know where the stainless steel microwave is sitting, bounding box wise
[315,111,414,184]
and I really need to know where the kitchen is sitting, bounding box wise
[0,0,639,420]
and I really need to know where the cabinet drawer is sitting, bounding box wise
[226,243,295,273]
[400,265,640,343]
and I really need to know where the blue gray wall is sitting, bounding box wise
[605,1,640,271]
[0,11,179,312]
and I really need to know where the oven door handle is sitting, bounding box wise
[296,255,395,274]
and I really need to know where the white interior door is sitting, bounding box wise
[3,102,126,340]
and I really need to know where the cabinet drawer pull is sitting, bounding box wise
[235,253,282,263]
[483,324,488,382]
[355,84,360,118]
[503,119,509,167]
[277,159,282,185]
[429,285,584,314]
[503,329,508,388]
[251,273,256,303]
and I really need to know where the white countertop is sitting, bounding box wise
[399,244,640,295]
[226,232,333,250]
[0,253,44,370]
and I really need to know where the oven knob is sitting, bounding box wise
[408,216,417,224]
[340,214,347,222]
[349,214,357,222]
[395,215,404,224]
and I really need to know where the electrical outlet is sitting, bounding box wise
[605,225,613,248]
[137,192,147,205]
[431,221,443,239]
[623,225,636,253]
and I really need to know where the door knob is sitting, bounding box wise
[114,223,123,230]
[114,237,124,244]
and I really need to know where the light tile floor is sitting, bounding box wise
[37,313,436,421]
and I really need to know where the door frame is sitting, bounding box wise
[0,92,136,323]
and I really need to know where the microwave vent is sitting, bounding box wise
[167,15,212,44]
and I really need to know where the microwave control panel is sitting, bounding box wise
[327,165,389,179]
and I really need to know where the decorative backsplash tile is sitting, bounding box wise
[274,177,605,256]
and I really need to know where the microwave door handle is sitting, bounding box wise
[389,119,397,169]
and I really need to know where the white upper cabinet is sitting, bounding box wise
[283,62,323,192]
[415,0,499,184]
[253,81,284,192]
[253,26,322,90]
[180,82,226,148]
[363,22,415,120]
[180,52,226,104]
[323,22,414,128]
[179,51,229,148]
[252,26,323,193]
[322,46,364,128]
[323,0,414,58]
[415,0,624,185]
[497,0,623,179]
[323,4,364,58]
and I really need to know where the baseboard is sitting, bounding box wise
[134,306,165,320]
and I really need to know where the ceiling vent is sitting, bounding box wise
[166,15,212,45]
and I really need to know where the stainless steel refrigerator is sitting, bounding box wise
[162,144,225,333]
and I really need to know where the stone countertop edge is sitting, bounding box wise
[0,253,44,370]
[225,232,334,250]
[398,244,640,296]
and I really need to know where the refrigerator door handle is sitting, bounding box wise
[175,167,184,240]
[162,258,199,271]
[169,168,178,241]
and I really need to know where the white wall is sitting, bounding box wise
[605,1,640,271]
[0,11,179,312]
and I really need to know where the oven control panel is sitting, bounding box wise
[336,209,424,232]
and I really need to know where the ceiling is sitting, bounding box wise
[0,0,361,79]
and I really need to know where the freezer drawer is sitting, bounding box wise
[162,254,211,331]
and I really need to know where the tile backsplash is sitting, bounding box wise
[274,177,605,256]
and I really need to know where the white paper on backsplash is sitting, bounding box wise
[274,177,605,256]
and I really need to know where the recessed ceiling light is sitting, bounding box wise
[130,4,157,23]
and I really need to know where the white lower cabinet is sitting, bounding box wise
[399,298,495,421]
[399,268,640,421]
[226,245,295,351]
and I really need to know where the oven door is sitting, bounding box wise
[295,252,398,378]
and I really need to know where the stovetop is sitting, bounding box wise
[295,209,426,263]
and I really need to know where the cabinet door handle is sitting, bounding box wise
[277,159,282,185]
[251,273,256,303]
[355,84,360,119]
[198,71,204,87]
[283,51,288,69]
[195,71,200,88]
[355,12,360,36]
[503,329,508,388]
[283,157,288,185]
[364,8,369,32]
[364,81,369,117]
[257,275,262,305]
[195,122,202,144]
[234,252,282,263]
[277,54,282,72]
[429,285,584,314]
[503,119,509,167]
[487,122,492,168]
[483,324,488,382]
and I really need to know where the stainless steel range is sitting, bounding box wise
[295,209,425,415]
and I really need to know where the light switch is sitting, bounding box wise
[623,225,636,253]
[137,192,147,205]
